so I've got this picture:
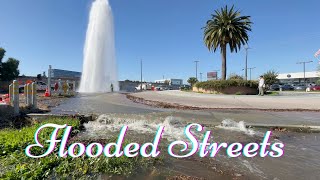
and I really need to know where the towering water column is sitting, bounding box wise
[79,0,119,93]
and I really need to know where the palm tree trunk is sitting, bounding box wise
[221,45,227,80]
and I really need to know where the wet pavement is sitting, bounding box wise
[129,90,320,110]
[51,93,320,126]
[50,93,320,180]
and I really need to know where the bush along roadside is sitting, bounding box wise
[0,118,162,179]
[195,79,258,92]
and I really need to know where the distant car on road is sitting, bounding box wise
[311,85,320,91]
[280,84,294,91]
[270,84,280,91]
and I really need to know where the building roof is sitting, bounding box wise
[277,71,319,79]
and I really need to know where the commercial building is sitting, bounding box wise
[277,71,319,84]
[51,69,81,79]
[154,79,183,86]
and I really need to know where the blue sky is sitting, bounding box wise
[0,0,319,82]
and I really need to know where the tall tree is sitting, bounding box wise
[0,58,20,81]
[204,6,252,80]
[263,70,279,86]
[0,48,5,63]
[0,48,6,76]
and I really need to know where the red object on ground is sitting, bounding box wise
[2,95,10,104]
[311,85,320,91]
[151,86,155,91]
[44,88,51,97]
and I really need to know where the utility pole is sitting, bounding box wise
[242,67,256,80]
[200,73,203,82]
[194,60,199,80]
[140,59,143,91]
[244,46,251,81]
[48,65,52,96]
[297,60,313,85]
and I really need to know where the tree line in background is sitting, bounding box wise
[0,47,20,81]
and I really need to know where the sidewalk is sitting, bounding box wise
[129,90,320,111]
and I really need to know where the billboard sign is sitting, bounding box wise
[207,72,217,80]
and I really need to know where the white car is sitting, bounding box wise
[135,83,152,91]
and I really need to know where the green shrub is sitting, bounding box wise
[195,79,258,91]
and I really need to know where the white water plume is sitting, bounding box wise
[79,0,119,93]
[217,119,256,135]
[85,115,187,141]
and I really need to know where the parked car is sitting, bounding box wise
[311,85,320,91]
[135,83,152,91]
[155,85,165,91]
[270,84,280,91]
[168,86,174,90]
[180,85,191,91]
[280,84,294,91]
[293,84,307,91]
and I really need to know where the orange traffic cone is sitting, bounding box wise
[1,95,10,105]
[44,88,50,97]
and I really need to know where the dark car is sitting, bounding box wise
[311,85,320,91]
[180,85,191,91]
[270,84,280,91]
[280,84,294,91]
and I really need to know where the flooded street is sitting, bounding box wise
[51,93,320,179]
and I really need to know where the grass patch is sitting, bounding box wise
[266,91,280,96]
[0,118,161,179]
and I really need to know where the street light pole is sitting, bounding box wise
[242,67,256,80]
[140,59,143,91]
[297,60,313,85]
[194,60,199,80]
[249,67,256,80]
[244,46,251,81]
[200,73,203,82]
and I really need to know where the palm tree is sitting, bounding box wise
[204,5,252,80]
